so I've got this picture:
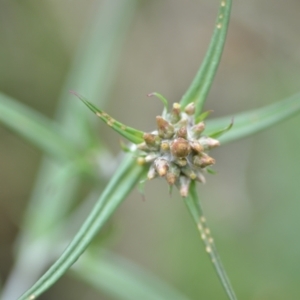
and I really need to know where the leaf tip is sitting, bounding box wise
[147,92,169,112]
[69,90,79,97]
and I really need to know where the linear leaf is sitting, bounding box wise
[147,92,169,113]
[195,110,213,123]
[72,251,190,300]
[209,118,233,138]
[205,92,300,144]
[1,2,140,300]
[0,92,79,161]
[18,155,146,300]
[73,92,144,144]
[185,182,237,300]
[180,0,232,118]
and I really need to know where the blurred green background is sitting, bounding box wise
[1,1,300,299]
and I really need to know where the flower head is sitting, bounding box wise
[137,100,220,197]
[75,92,226,198]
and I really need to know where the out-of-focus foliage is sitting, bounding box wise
[1,1,300,299]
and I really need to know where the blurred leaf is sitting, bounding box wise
[205,92,300,144]
[180,0,232,118]
[72,251,190,300]
[185,182,237,300]
[0,92,79,161]
[1,2,141,300]
[207,168,217,175]
[18,155,146,300]
[74,92,144,144]
[119,140,133,152]
[195,110,213,123]
[56,1,139,147]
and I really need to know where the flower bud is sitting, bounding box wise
[177,126,187,139]
[156,116,174,138]
[169,103,181,124]
[155,158,169,177]
[166,163,180,185]
[193,154,215,168]
[189,140,204,153]
[184,102,195,115]
[144,133,161,148]
[199,137,220,149]
[160,141,170,152]
[170,138,191,158]
[191,122,205,139]
[147,165,157,180]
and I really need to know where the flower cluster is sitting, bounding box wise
[137,102,220,197]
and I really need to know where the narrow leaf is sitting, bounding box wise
[119,140,133,152]
[72,251,190,300]
[18,156,146,300]
[209,118,233,138]
[195,110,213,124]
[2,2,140,299]
[147,92,169,113]
[73,92,144,144]
[206,168,217,175]
[0,92,79,161]
[205,92,300,144]
[185,182,237,300]
[180,0,232,118]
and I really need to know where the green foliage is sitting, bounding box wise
[19,156,145,300]
[73,251,190,300]
[205,92,300,144]
[0,1,300,300]
[0,92,79,161]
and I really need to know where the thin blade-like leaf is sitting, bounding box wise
[209,118,233,138]
[180,0,232,117]
[185,182,237,300]
[73,92,144,144]
[18,156,146,300]
[147,92,169,113]
[72,251,190,300]
[2,2,140,300]
[0,92,79,161]
[195,110,213,123]
[205,92,300,144]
